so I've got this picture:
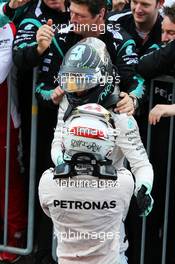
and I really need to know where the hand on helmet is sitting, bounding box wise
[136,184,154,217]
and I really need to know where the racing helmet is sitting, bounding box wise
[62,103,116,161]
[58,37,114,93]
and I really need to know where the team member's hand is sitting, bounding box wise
[36,19,54,55]
[149,104,175,125]
[136,185,154,217]
[51,86,65,105]
[114,92,135,115]
[9,0,31,9]
[112,0,129,11]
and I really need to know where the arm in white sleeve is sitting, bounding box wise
[111,112,153,195]
[38,168,56,218]
[51,96,68,166]
[0,23,14,84]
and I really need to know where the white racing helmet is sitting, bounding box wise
[62,103,116,161]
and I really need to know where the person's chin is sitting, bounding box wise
[135,17,145,23]
[72,28,83,35]
[134,13,145,20]
[49,3,62,10]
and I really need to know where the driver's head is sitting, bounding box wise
[58,37,113,95]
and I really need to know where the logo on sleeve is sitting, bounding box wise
[128,118,134,129]
[126,45,133,55]
[24,24,34,30]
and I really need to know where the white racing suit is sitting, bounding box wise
[39,96,153,264]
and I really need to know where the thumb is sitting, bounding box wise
[47,19,53,26]
[119,91,127,98]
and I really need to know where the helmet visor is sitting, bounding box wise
[59,68,102,93]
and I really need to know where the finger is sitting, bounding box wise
[117,104,133,113]
[37,36,52,42]
[51,90,64,102]
[116,105,131,112]
[156,115,161,123]
[148,115,153,125]
[52,99,59,105]
[127,109,134,116]
[42,27,54,35]
[113,107,120,113]
[39,28,54,37]
[54,91,64,98]
[116,97,130,107]
[119,91,127,97]
[152,116,158,125]
[39,25,54,33]
[55,86,65,95]
[150,114,161,125]
[52,97,62,105]
[38,31,53,39]
[117,94,132,108]
[39,32,54,40]
[114,105,133,113]
[119,107,133,114]
[117,102,134,112]
[51,94,59,104]
[117,100,128,108]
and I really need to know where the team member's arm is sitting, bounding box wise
[149,104,175,125]
[51,96,68,165]
[35,78,64,107]
[35,20,67,106]
[13,19,54,70]
[137,40,175,79]
[13,23,42,70]
[109,27,145,115]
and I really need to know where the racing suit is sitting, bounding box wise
[13,23,145,106]
[0,22,27,257]
[38,95,153,264]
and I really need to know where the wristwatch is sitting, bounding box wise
[129,94,139,110]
